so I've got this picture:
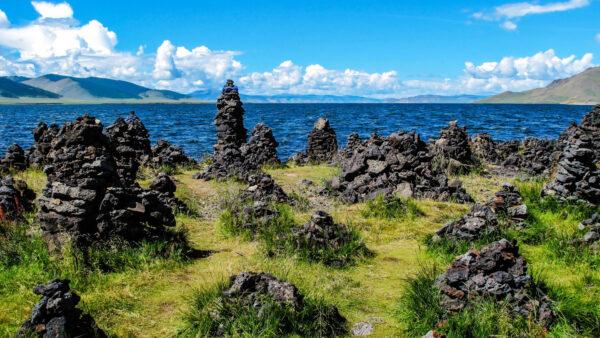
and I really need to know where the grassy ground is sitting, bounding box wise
[1,165,598,337]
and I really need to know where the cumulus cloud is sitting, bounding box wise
[474,0,589,30]
[0,10,9,27]
[31,1,73,19]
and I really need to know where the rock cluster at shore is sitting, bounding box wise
[104,112,152,185]
[502,138,556,176]
[289,118,338,165]
[0,176,30,225]
[240,123,281,167]
[27,123,59,167]
[435,239,554,326]
[430,121,474,173]
[16,279,105,338]
[559,105,600,163]
[35,115,176,248]
[148,139,196,168]
[542,127,600,207]
[0,143,27,173]
[326,130,473,203]
[435,204,498,241]
[471,133,502,164]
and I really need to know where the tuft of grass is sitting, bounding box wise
[360,195,424,220]
[178,280,347,337]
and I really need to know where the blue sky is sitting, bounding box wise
[0,0,598,97]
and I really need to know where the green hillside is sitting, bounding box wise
[0,77,61,99]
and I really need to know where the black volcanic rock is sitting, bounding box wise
[0,176,28,225]
[0,143,27,173]
[240,123,280,167]
[471,133,502,164]
[487,183,528,226]
[16,279,105,337]
[149,173,189,213]
[148,139,196,169]
[430,121,474,173]
[240,172,290,204]
[27,123,59,167]
[435,204,498,241]
[289,118,338,165]
[502,138,556,176]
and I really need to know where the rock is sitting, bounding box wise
[435,239,554,327]
[16,279,105,337]
[289,118,338,165]
[0,143,28,173]
[486,183,528,226]
[430,121,474,173]
[240,172,291,204]
[558,104,600,163]
[0,176,28,225]
[572,214,600,247]
[501,138,556,176]
[148,139,195,169]
[27,123,59,167]
[471,133,502,164]
[149,173,188,213]
[350,322,374,336]
[436,204,498,240]
[104,112,152,185]
[543,127,600,207]
[240,123,280,167]
[327,130,473,204]
[422,330,446,338]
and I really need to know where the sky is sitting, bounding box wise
[0,0,598,97]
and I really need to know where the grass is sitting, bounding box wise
[1,165,599,336]
[360,195,424,220]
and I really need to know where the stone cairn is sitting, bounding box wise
[542,128,600,207]
[0,176,31,225]
[430,121,474,174]
[0,143,28,173]
[573,213,600,248]
[147,139,196,169]
[502,138,556,176]
[149,173,189,213]
[104,111,152,185]
[199,80,281,181]
[289,118,338,165]
[16,279,105,338]
[27,123,59,167]
[326,130,473,204]
[435,239,554,327]
[471,133,502,164]
[559,105,600,163]
[434,204,498,241]
[35,115,176,248]
[487,183,528,226]
[292,211,351,252]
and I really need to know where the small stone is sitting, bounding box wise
[350,322,374,336]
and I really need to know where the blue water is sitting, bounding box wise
[0,104,593,160]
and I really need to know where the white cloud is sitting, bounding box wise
[31,1,73,19]
[0,10,9,27]
[474,0,589,30]
[153,40,181,80]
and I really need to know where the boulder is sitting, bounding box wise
[289,118,338,164]
[487,183,528,226]
[148,139,195,169]
[435,204,498,241]
[27,123,59,167]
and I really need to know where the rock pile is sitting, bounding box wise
[148,139,195,169]
[559,105,600,163]
[430,121,474,173]
[240,123,280,167]
[487,183,527,226]
[0,176,28,225]
[496,140,520,159]
[0,143,28,172]
[27,123,59,167]
[292,211,352,263]
[572,213,600,248]
[149,173,188,213]
[326,130,473,204]
[435,239,554,326]
[104,112,152,185]
[289,118,338,164]
[240,172,290,204]
[435,204,498,241]
[471,133,502,164]
[542,128,600,207]
[502,138,556,176]
[35,115,176,247]
[16,279,105,338]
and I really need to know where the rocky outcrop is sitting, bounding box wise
[435,239,554,326]
[430,121,474,173]
[326,130,473,204]
[0,143,27,173]
[289,118,338,164]
[471,133,502,164]
[240,123,280,167]
[542,128,600,207]
[559,105,600,163]
[435,204,498,241]
[27,123,59,167]
[16,279,105,338]
[104,112,152,185]
[147,139,195,169]
[487,183,527,226]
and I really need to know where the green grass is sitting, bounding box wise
[359,195,424,220]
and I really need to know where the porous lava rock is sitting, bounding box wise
[559,105,600,163]
[16,279,105,338]
[292,211,352,265]
[148,139,195,169]
[502,138,556,176]
[289,118,338,165]
[487,183,528,226]
[104,112,152,185]
[542,128,600,207]
[214,79,247,152]
[240,172,291,204]
[435,239,554,326]
[0,176,28,225]
[149,173,189,213]
[496,140,520,159]
[435,204,498,241]
[0,143,27,173]
[27,123,59,167]
[240,123,280,167]
[326,130,473,204]
[331,133,363,165]
[430,121,474,173]
[471,133,502,164]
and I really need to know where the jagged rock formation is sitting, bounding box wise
[487,183,527,226]
[34,115,176,248]
[435,239,554,326]
[502,138,556,176]
[240,172,290,204]
[559,105,600,163]
[27,123,59,167]
[104,112,152,185]
[289,118,338,164]
[542,128,600,207]
[430,121,474,173]
[497,140,520,159]
[16,279,105,337]
[326,130,473,204]
[240,123,280,167]
[0,143,27,172]
[471,133,502,164]
[435,204,498,241]
[149,173,188,213]
[147,139,195,169]
[0,176,28,225]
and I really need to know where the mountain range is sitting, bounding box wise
[479,66,600,105]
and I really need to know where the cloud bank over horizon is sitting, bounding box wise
[0,2,596,98]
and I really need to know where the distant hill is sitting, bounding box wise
[479,66,600,104]
[384,94,486,103]
[0,77,61,99]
